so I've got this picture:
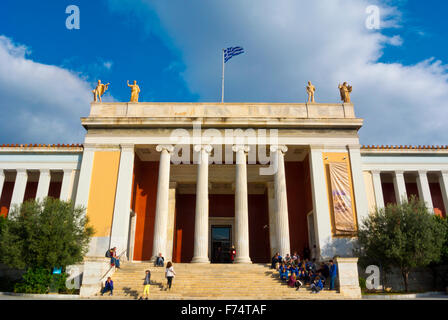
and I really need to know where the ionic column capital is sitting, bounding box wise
[270,145,288,154]
[394,170,405,176]
[232,145,250,153]
[156,144,175,153]
[194,144,213,154]
[417,170,428,176]
[370,170,381,175]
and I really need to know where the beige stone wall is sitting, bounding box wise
[363,171,377,215]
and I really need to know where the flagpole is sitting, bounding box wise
[221,49,225,103]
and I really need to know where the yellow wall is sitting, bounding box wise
[86,151,120,237]
[322,152,358,236]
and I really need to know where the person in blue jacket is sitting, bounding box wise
[329,260,338,291]
[289,264,299,277]
[311,276,324,293]
[279,262,288,281]
[101,277,114,296]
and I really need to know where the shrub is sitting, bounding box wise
[0,198,94,270]
[356,196,445,292]
[359,277,367,291]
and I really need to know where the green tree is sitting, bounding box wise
[356,196,445,292]
[0,198,94,271]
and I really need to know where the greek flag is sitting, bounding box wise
[224,47,245,63]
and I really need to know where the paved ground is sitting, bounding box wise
[1,293,448,300]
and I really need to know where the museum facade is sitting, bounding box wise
[1,101,447,266]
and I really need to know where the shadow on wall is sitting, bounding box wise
[320,237,358,260]
[358,265,448,292]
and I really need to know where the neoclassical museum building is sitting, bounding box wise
[0,99,447,294]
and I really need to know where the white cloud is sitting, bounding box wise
[0,35,93,144]
[108,0,448,145]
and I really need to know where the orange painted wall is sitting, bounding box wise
[405,183,419,200]
[285,159,313,257]
[131,158,159,261]
[0,181,14,217]
[86,151,121,237]
[248,193,270,262]
[48,181,62,199]
[430,182,446,217]
[173,194,196,263]
[382,182,396,205]
[23,181,38,202]
[173,193,271,263]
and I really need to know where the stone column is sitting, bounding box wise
[35,169,51,201]
[393,171,407,204]
[10,169,28,212]
[60,169,74,201]
[309,146,332,260]
[266,182,277,257]
[439,171,448,217]
[348,145,370,224]
[191,144,213,263]
[152,145,174,262]
[0,169,5,201]
[74,146,95,212]
[165,182,177,262]
[416,170,434,212]
[371,171,385,209]
[110,144,136,257]
[270,145,290,257]
[232,145,252,264]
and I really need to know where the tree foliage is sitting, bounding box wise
[356,196,446,292]
[0,198,94,271]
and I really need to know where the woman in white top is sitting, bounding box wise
[165,261,176,290]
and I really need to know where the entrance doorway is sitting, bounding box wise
[211,225,232,263]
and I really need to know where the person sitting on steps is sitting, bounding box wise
[106,247,120,269]
[311,276,324,294]
[279,262,288,281]
[155,252,165,267]
[101,277,114,296]
[287,272,297,288]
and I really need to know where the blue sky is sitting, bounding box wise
[0,0,447,145]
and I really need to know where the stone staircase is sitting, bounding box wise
[96,262,345,300]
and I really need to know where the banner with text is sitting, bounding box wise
[329,162,356,234]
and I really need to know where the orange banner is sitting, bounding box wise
[329,162,356,234]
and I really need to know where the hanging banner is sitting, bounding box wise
[329,162,356,234]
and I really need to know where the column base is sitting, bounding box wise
[234,257,252,264]
[335,257,362,299]
[191,256,210,264]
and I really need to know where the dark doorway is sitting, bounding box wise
[211,225,232,263]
